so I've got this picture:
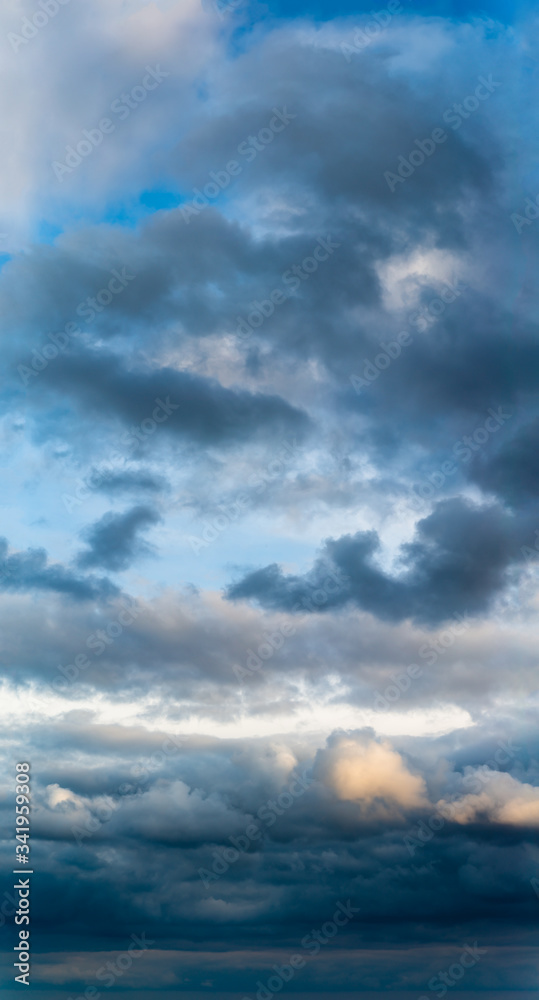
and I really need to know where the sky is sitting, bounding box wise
[0,0,539,997]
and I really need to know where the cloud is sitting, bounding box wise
[76,505,161,571]
[46,783,86,810]
[226,498,537,625]
[438,770,539,827]
[94,469,168,495]
[469,417,539,507]
[4,716,539,996]
[0,4,538,993]
[0,537,118,601]
[34,348,311,448]
[316,733,428,816]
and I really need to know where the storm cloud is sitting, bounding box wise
[226,498,537,624]
[0,0,537,997]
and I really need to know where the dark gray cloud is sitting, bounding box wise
[0,33,532,506]
[226,498,537,625]
[469,417,539,507]
[0,537,117,601]
[3,722,539,994]
[76,505,161,571]
[94,469,168,496]
[34,348,311,448]
[1,583,537,718]
[0,6,537,997]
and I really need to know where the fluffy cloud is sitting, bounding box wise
[0,537,118,601]
[438,770,539,827]
[76,505,161,571]
[226,498,538,625]
[2,718,539,995]
[317,734,428,814]
[1,1,538,995]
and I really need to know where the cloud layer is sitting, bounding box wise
[0,0,538,996]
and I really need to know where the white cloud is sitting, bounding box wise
[318,734,429,814]
[438,770,539,827]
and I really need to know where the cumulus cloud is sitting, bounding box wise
[316,733,428,815]
[76,504,161,571]
[46,783,86,810]
[226,498,537,625]
[469,418,539,508]
[438,770,539,827]
[2,714,538,993]
[1,1,538,994]
[32,348,312,449]
[0,537,118,601]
